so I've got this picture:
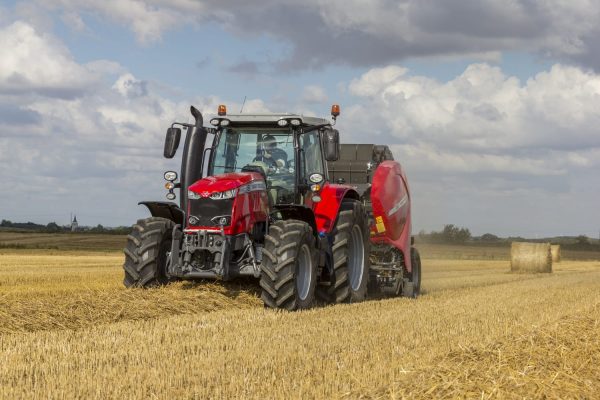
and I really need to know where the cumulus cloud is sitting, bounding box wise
[347,63,600,154]
[301,85,327,104]
[6,0,597,72]
[0,20,262,226]
[0,21,97,97]
[113,73,148,98]
[29,0,600,70]
[340,62,600,234]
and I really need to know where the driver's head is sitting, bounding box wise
[263,135,277,149]
[261,134,277,157]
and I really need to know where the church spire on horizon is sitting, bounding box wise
[71,214,78,232]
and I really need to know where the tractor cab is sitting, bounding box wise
[205,113,331,207]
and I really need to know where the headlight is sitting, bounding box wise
[188,190,201,200]
[164,171,178,181]
[210,189,237,200]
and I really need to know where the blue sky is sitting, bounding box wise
[1,0,599,237]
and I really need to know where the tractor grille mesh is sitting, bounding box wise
[188,198,234,227]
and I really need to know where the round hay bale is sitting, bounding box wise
[510,242,552,273]
[551,244,561,263]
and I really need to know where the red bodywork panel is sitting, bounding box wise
[312,183,358,234]
[369,160,413,272]
[187,172,268,235]
[189,172,256,193]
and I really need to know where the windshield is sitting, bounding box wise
[210,128,296,203]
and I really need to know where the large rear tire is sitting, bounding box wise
[123,217,175,288]
[327,199,370,303]
[260,220,317,310]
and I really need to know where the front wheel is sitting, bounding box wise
[123,217,175,288]
[260,220,318,310]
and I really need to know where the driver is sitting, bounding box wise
[254,134,287,170]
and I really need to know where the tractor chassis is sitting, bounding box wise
[168,226,261,280]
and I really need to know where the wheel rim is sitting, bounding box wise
[348,225,365,291]
[296,244,313,301]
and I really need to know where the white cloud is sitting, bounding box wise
[0,21,97,96]
[340,62,600,235]
[18,0,600,70]
[347,63,600,153]
[301,85,327,104]
[60,11,86,32]
[0,21,265,226]
[113,73,148,98]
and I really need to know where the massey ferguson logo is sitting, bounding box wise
[200,191,210,198]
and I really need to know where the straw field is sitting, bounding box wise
[1,247,599,399]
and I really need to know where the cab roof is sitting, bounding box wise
[219,113,330,126]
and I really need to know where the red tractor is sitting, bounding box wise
[123,105,421,310]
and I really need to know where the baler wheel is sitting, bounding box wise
[326,199,370,303]
[260,220,317,310]
[123,217,175,288]
[402,247,422,298]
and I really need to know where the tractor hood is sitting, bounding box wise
[188,172,261,195]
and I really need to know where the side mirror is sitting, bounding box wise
[164,127,181,159]
[323,128,340,161]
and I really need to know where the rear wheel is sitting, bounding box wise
[402,247,421,298]
[260,220,317,310]
[123,217,175,288]
[327,199,370,303]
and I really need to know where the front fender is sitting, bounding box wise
[139,201,184,225]
[312,184,360,234]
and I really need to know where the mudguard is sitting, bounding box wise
[312,183,360,234]
[369,160,413,272]
[139,201,184,225]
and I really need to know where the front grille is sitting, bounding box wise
[188,197,234,227]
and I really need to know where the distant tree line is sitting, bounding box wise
[417,224,599,250]
[417,224,472,244]
[0,219,130,235]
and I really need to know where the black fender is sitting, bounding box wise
[273,205,318,239]
[273,205,327,268]
[139,201,184,226]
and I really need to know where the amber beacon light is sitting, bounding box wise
[331,104,340,117]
